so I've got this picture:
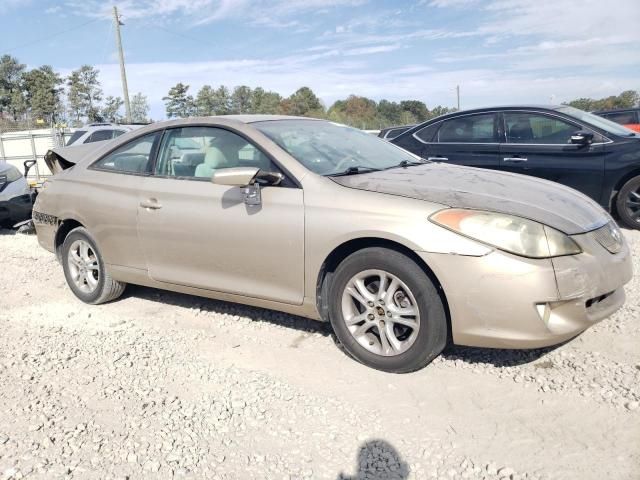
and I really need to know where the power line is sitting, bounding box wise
[4,18,102,54]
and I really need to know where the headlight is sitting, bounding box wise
[430,208,582,259]
[5,165,23,183]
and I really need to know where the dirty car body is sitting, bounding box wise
[34,116,633,372]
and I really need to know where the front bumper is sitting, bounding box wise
[417,230,633,349]
[0,194,33,226]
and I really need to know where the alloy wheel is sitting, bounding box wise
[67,239,100,294]
[341,269,420,357]
[625,188,640,223]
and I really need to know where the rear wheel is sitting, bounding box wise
[61,227,126,304]
[616,176,640,229]
[328,247,447,373]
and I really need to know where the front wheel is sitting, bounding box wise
[328,247,448,373]
[616,176,640,229]
[61,227,126,304]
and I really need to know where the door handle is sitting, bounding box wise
[503,157,528,162]
[427,156,449,161]
[139,198,162,210]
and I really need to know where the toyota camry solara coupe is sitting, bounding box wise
[34,115,633,373]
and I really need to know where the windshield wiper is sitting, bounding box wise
[383,159,429,170]
[327,166,382,177]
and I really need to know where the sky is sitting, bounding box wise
[1,0,639,119]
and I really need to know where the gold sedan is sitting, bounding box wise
[34,116,633,372]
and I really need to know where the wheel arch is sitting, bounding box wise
[54,218,85,261]
[610,169,640,211]
[316,237,452,342]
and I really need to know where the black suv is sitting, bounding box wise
[391,105,640,229]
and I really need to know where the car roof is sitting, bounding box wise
[209,114,320,124]
[592,107,639,114]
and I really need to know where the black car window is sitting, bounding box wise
[66,130,86,146]
[505,113,578,144]
[384,127,409,140]
[415,123,440,143]
[602,112,637,125]
[86,129,115,143]
[92,132,160,174]
[155,127,278,179]
[437,114,497,143]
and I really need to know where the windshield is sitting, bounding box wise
[66,130,86,146]
[254,119,422,176]
[556,106,636,137]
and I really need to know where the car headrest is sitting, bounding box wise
[203,146,227,168]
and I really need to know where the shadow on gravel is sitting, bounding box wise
[123,284,333,337]
[338,440,409,480]
[441,343,565,368]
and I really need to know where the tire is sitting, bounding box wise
[61,227,126,304]
[328,247,448,373]
[616,176,640,229]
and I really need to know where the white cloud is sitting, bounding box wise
[64,0,367,27]
[428,0,640,74]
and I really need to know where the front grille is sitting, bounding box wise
[591,222,624,254]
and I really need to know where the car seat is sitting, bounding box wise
[194,146,228,178]
[508,120,534,142]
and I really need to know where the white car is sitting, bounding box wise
[65,123,141,147]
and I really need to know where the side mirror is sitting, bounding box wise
[570,131,594,145]
[212,167,260,187]
[212,167,285,207]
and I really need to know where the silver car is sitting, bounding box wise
[34,116,633,372]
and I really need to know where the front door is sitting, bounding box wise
[137,126,305,305]
[419,112,501,169]
[499,111,605,203]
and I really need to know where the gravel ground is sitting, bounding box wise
[0,228,638,480]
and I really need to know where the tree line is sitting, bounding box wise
[2,53,639,131]
[162,82,457,129]
[564,90,639,112]
[0,55,150,128]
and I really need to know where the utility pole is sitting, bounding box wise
[456,85,460,110]
[113,6,131,123]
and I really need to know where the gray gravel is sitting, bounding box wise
[0,228,638,479]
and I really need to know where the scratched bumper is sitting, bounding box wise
[417,231,633,349]
[32,210,58,253]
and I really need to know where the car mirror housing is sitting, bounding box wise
[570,131,594,145]
[212,167,260,187]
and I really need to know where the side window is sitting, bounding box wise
[92,133,159,174]
[155,127,278,179]
[415,123,440,143]
[113,130,127,138]
[86,129,115,143]
[437,114,497,143]
[505,113,578,144]
[602,112,636,125]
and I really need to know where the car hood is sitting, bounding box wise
[331,163,609,235]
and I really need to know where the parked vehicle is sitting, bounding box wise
[391,106,640,229]
[378,125,414,140]
[593,108,640,133]
[0,161,35,228]
[65,123,140,147]
[35,115,632,372]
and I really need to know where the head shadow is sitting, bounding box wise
[338,439,409,480]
